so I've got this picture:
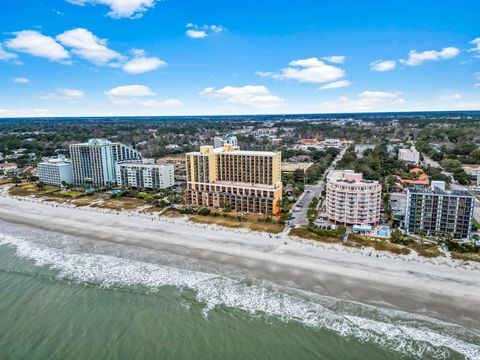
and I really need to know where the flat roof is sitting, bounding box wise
[221,150,278,156]
[407,187,473,197]
[281,162,314,172]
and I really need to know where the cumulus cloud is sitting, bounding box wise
[56,28,122,65]
[258,57,345,83]
[199,85,284,108]
[370,59,396,72]
[0,108,49,118]
[318,90,405,113]
[122,49,166,74]
[185,23,224,39]
[474,83,480,88]
[319,80,351,90]
[105,84,181,107]
[400,47,459,66]
[0,45,18,61]
[6,30,69,62]
[13,77,30,83]
[321,55,345,64]
[66,0,157,19]
[39,88,85,101]
[439,93,462,101]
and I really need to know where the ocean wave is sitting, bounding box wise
[1,233,479,360]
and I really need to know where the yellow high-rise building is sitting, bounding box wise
[185,144,282,215]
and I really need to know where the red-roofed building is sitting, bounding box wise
[395,168,430,190]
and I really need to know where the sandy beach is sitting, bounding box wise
[0,191,479,329]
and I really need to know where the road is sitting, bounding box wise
[288,147,347,227]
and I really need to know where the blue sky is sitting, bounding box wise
[0,0,479,117]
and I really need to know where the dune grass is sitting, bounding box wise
[190,214,284,234]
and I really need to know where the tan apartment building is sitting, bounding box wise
[326,170,382,225]
[185,144,282,215]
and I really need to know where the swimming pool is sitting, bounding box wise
[376,227,391,237]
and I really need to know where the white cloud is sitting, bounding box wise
[400,47,460,66]
[475,72,480,81]
[370,59,396,72]
[122,49,166,74]
[13,77,30,83]
[475,83,480,88]
[318,90,405,113]
[199,85,284,108]
[40,88,85,101]
[185,23,223,39]
[439,92,462,101]
[186,30,208,39]
[469,37,480,53]
[255,71,274,77]
[56,28,122,65]
[259,57,345,83]
[66,0,157,19]
[138,99,182,107]
[0,45,18,61]
[0,108,49,118]
[6,30,69,62]
[105,84,181,107]
[319,80,351,90]
[322,55,345,64]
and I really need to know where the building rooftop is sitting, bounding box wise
[407,186,472,197]
[281,162,314,173]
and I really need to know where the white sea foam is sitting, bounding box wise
[1,233,479,360]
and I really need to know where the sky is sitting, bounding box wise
[0,0,479,117]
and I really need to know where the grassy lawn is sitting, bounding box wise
[190,214,284,234]
[135,192,154,200]
[289,227,340,243]
[51,190,84,198]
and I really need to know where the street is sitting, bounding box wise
[288,147,347,227]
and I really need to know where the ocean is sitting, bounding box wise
[0,221,479,360]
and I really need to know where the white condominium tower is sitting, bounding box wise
[116,162,175,189]
[69,139,141,186]
[37,155,73,186]
[326,170,382,225]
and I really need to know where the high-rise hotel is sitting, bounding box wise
[185,144,282,214]
[70,139,141,186]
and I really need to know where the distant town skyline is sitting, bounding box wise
[0,0,479,117]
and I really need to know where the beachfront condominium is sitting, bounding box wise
[405,182,474,239]
[326,170,382,225]
[69,139,141,186]
[185,144,282,215]
[116,161,174,189]
[398,146,420,164]
[37,155,73,186]
[214,134,238,149]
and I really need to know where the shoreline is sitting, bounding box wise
[1,191,479,329]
